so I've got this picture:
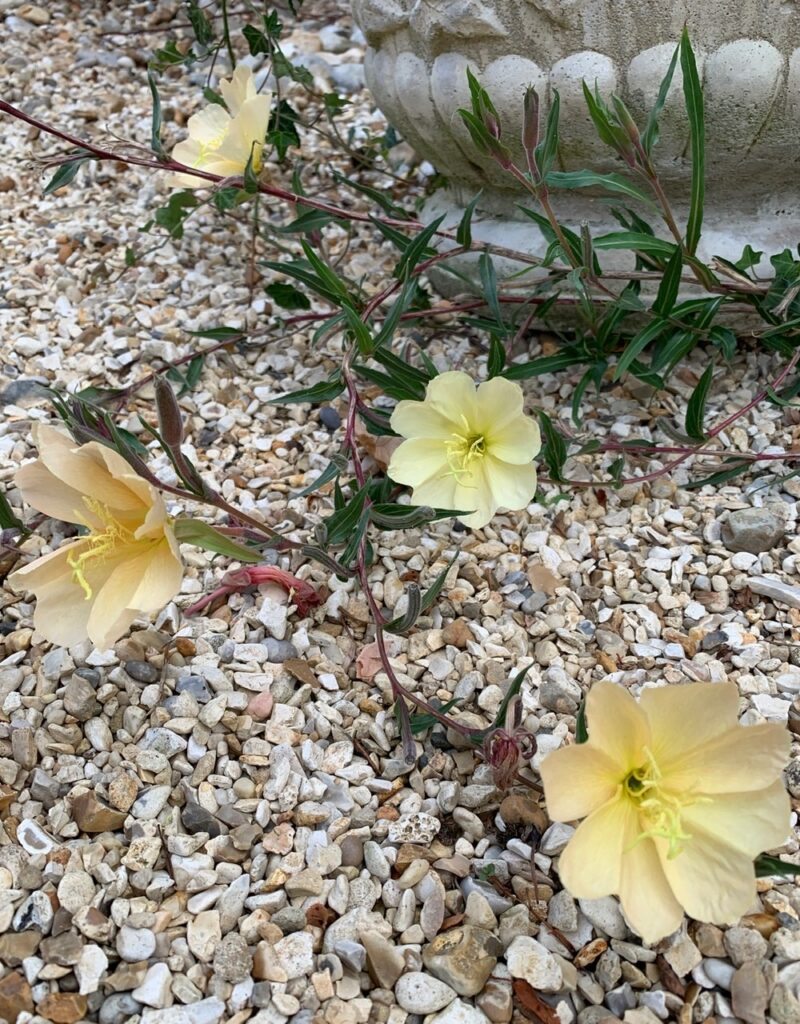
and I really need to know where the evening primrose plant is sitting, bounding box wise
[0,5,798,930]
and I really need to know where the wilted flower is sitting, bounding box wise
[483,695,536,789]
[540,681,790,943]
[9,425,183,650]
[185,564,322,617]
[388,371,540,529]
[171,65,271,188]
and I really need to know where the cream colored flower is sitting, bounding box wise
[388,371,541,529]
[170,65,271,188]
[9,425,183,650]
[540,681,791,943]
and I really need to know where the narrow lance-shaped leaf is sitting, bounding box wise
[680,29,705,255]
[456,191,483,247]
[641,43,679,156]
[147,70,166,158]
[172,518,264,563]
[684,363,714,441]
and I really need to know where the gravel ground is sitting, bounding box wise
[1,3,800,1024]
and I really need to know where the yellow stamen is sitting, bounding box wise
[443,415,487,483]
[623,747,710,859]
[68,498,134,601]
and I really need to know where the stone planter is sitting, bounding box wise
[351,0,800,290]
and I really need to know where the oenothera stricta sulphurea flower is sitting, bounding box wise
[9,424,183,649]
[388,371,541,529]
[171,65,271,187]
[540,681,790,943]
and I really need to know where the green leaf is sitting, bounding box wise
[581,82,632,159]
[504,349,586,380]
[295,455,348,497]
[187,325,242,342]
[489,665,530,732]
[652,248,683,317]
[456,191,483,247]
[518,206,583,266]
[0,488,26,534]
[538,410,568,483]
[384,584,423,634]
[332,171,410,220]
[479,252,502,326]
[571,361,607,425]
[267,100,301,161]
[575,698,589,743]
[44,154,90,195]
[641,44,679,155]
[534,90,560,178]
[420,550,460,612]
[406,697,460,735]
[754,854,800,878]
[153,190,199,239]
[277,208,344,234]
[269,374,345,405]
[173,518,263,562]
[343,306,375,357]
[147,71,165,158]
[394,215,445,280]
[325,484,369,546]
[686,458,750,490]
[370,504,462,528]
[272,51,314,87]
[243,24,271,55]
[709,325,737,361]
[546,170,654,208]
[150,39,196,70]
[684,363,714,441]
[593,231,677,258]
[212,186,242,212]
[487,335,506,378]
[265,281,311,310]
[373,278,419,351]
[614,319,667,379]
[680,29,705,255]
[735,244,764,273]
[186,1,213,45]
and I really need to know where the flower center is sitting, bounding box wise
[445,417,487,482]
[623,748,705,859]
[68,498,135,601]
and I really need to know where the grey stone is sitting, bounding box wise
[724,926,768,966]
[264,638,298,662]
[747,576,800,609]
[330,63,366,93]
[505,936,562,992]
[213,933,252,983]
[63,675,99,721]
[579,897,628,939]
[422,925,502,997]
[181,802,221,837]
[395,972,457,1013]
[125,660,160,683]
[29,769,63,808]
[99,994,143,1024]
[270,907,307,934]
[722,508,785,553]
[176,675,212,703]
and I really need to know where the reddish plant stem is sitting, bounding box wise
[565,347,800,488]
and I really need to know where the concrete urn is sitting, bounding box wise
[351,0,800,283]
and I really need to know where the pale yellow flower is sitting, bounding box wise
[170,65,271,188]
[9,425,183,650]
[388,371,541,529]
[540,681,791,943]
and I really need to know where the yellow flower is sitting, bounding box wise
[170,65,271,188]
[388,371,541,529]
[540,681,791,943]
[9,425,183,650]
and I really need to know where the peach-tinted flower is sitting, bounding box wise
[9,425,182,649]
[388,371,540,529]
[540,681,791,943]
[171,65,271,188]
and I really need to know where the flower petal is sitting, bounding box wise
[639,681,739,767]
[488,415,542,464]
[585,681,651,772]
[618,836,684,944]
[388,439,450,488]
[14,460,93,526]
[87,538,183,649]
[390,400,456,440]
[454,462,495,528]
[409,474,460,511]
[9,544,95,648]
[557,795,636,899]
[233,95,270,156]
[32,427,145,516]
[187,104,231,145]
[682,780,790,858]
[423,372,478,425]
[540,742,621,821]
[484,456,537,513]
[474,376,526,432]
[666,721,789,794]
[656,828,757,926]
[220,65,257,115]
